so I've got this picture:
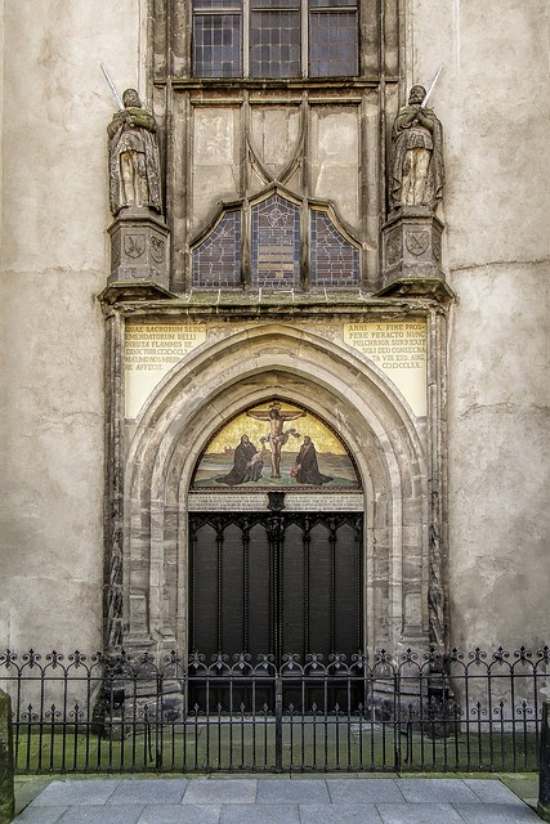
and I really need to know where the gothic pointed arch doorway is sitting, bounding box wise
[188,399,364,666]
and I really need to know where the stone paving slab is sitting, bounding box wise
[59,808,144,824]
[256,778,330,804]
[300,802,383,823]
[29,778,120,806]
[14,779,52,815]
[464,778,526,804]
[182,778,257,804]
[137,804,221,823]
[397,778,479,803]
[221,804,300,823]
[12,808,68,824]
[452,802,541,823]
[327,778,405,803]
[108,778,188,804]
[377,803,465,823]
[13,776,543,823]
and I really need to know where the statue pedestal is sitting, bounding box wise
[107,207,171,297]
[379,207,452,299]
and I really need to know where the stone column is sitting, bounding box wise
[539,693,550,822]
[0,690,14,824]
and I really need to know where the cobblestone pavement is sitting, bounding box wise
[14,777,541,823]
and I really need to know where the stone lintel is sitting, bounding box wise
[100,294,449,320]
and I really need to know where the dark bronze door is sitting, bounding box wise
[189,511,363,663]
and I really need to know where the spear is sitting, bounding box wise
[100,63,124,111]
[421,65,443,109]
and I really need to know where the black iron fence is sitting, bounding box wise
[1,646,548,774]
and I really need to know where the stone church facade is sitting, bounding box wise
[0,1,548,662]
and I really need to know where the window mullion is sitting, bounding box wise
[301,0,308,78]
[243,0,250,77]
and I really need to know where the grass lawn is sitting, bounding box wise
[14,719,539,774]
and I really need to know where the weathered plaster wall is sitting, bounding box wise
[1,0,548,656]
[0,1,4,242]
[0,1,143,650]
[410,0,550,648]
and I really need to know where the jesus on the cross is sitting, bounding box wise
[246,402,305,479]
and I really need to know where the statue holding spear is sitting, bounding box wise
[101,65,162,217]
[391,68,445,211]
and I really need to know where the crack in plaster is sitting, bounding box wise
[0,268,107,277]
[451,257,550,274]
[458,401,550,420]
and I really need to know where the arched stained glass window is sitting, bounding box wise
[310,209,360,287]
[190,195,361,289]
[251,194,301,288]
[192,210,242,288]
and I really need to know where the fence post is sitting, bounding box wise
[275,674,283,772]
[539,694,550,822]
[0,689,15,824]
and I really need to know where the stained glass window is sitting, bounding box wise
[192,0,358,79]
[192,0,242,78]
[190,200,361,290]
[250,0,301,79]
[251,194,301,288]
[192,210,242,288]
[309,209,360,287]
[309,0,358,77]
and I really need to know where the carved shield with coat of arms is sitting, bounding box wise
[406,230,430,257]
[151,236,165,264]
[124,234,146,259]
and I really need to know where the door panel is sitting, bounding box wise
[247,522,271,657]
[308,522,332,658]
[281,522,305,656]
[335,521,362,654]
[221,522,244,655]
[190,522,218,653]
[189,512,363,663]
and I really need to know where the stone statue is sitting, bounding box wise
[107,89,162,216]
[391,84,445,210]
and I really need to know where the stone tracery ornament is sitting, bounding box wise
[390,84,445,211]
[107,88,162,216]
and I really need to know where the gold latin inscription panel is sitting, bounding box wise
[125,323,207,418]
[343,320,427,417]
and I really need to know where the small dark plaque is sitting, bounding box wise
[267,491,286,511]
